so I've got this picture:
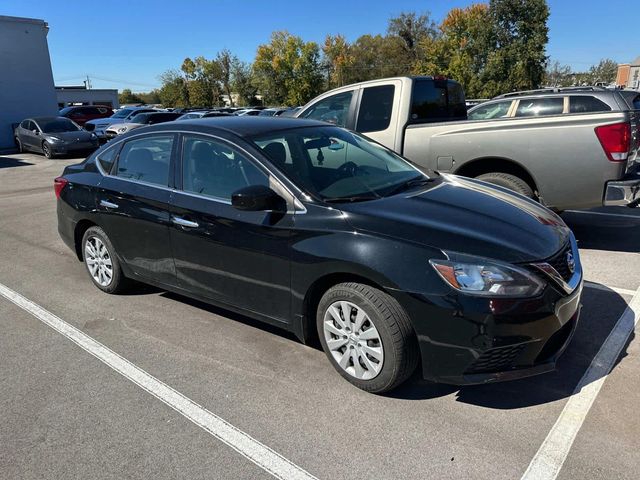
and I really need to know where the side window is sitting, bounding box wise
[468,101,512,120]
[182,136,268,201]
[515,98,564,117]
[569,96,611,113]
[20,120,29,129]
[300,91,353,127]
[97,146,118,174]
[115,135,174,186]
[356,85,395,133]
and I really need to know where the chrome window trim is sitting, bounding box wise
[530,233,582,295]
[94,129,307,214]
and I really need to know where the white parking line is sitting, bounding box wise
[0,282,318,480]
[584,281,637,297]
[521,286,640,480]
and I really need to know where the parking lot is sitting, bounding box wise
[0,152,638,480]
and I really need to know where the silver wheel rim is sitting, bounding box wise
[84,236,113,287]
[323,300,384,380]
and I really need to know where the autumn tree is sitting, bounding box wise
[322,34,353,89]
[118,89,143,105]
[387,12,438,62]
[588,58,618,84]
[157,69,189,108]
[253,31,324,105]
[544,60,572,87]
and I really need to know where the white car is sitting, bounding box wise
[105,112,182,139]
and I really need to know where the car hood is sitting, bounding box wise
[86,118,124,127]
[338,175,570,263]
[106,122,143,132]
[45,131,95,142]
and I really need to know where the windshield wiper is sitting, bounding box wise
[386,176,436,196]
[323,194,379,203]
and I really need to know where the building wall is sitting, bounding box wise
[0,16,58,151]
[616,64,630,87]
[629,66,640,90]
[56,88,120,108]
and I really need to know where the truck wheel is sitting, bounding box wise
[476,172,534,199]
[317,282,419,393]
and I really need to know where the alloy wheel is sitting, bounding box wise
[323,300,384,380]
[84,236,113,287]
[42,143,52,158]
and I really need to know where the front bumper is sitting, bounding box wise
[51,142,98,155]
[603,174,640,207]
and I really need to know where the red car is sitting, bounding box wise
[58,105,114,126]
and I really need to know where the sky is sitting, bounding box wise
[2,0,638,91]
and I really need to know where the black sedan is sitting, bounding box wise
[55,117,583,393]
[15,116,99,158]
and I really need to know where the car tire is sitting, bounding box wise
[317,282,419,393]
[81,226,128,294]
[42,142,54,159]
[15,137,24,153]
[476,172,535,199]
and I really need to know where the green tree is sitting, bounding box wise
[544,60,572,87]
[138,90,162,105]
[482,0,550,97]
[157,69,190,108]
[232,60,259,106]
[119,88,143,105]
[588,58,618,84]
[216,49,235,107]
[322,34,353,89]
[387,11,438,63]
[181,56,223,107]
[253,31,324,105]
[342,34,407,84]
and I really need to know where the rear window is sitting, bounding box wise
[515,98,564,117]
[619,91,640,110]
[410,80,467,123]
[356,85,395,133]
[569,96,611,113]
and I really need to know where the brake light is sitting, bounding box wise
[54,177,69,199]
[594,122,631,162]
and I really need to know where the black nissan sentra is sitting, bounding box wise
[55,117,583,393]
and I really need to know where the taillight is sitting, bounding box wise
[54,177,69,199]
[594,122,631,162]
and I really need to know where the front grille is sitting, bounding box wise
[536,317,576,362]
[464,344,526,374]
[546,245,573,282]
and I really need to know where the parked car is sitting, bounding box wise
[201,111,233,118]
[15,116,98,158]
[235,109,262,116]
[279,106,301,117]
[296,78,640,210]
[85,107,158,141]
[176,111,211,121]
[104,112,183,139]
[59,105,114,126]
[55,117,582,393]
[258,107,291,117]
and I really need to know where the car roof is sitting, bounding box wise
[31,116,71,122]
[157,116,326,137]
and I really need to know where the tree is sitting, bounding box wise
[232,60,259,106]
[216,49,235,106]
[387,11,438,62]
[181,56,223,107]
[482,0,550,97]
[138,90,162,105]
[341,34,408,84]
[322,34,353,89]
[157,69,189,108]
[544,60,572,87]
[119,88,143,105]
[253,31,324,106]
[588,58,618,85]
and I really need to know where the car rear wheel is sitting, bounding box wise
[476,172,534,199]
[42,142,54,159]
[317,282,418,393]
[82,226,127,294]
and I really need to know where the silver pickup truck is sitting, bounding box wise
[295,77,640,210]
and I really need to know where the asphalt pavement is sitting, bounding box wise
[1,153,638,479]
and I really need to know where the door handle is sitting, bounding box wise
[171,216,199,228]
[100,199,119,209]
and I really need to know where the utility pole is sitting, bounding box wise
[85,75,92,89]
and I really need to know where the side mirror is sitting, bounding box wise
[33,129,39,135]
[231,185,286,212]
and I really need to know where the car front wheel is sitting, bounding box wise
[42,142,54,159]
[317,282,418,393]
[82,226,127,294]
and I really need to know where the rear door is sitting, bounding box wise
[169,133,294,324]
[96,133,177,286]
[353,81,401,150]
[21,120,37,149]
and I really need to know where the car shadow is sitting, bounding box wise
[562,209,640,253]
[388,284,633,408]
[0,156,33,168]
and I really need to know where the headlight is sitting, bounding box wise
[90,132,97,139]
[430,253,544,297]
[117,127,127,133]
[46,136,63,143]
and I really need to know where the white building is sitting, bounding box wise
[56,86,120,109]
[0,15,58,151]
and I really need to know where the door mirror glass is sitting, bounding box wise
[33,129,39,135]
[231,185,286,212]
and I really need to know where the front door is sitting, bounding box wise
[96,133,177,286]
[169,134,293,324]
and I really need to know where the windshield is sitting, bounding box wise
[111,108,133,119]
[38,118,80,133]
[59,107,73,115]
[251,126,426,202]
[131,113,151,124]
